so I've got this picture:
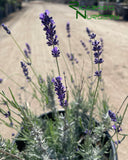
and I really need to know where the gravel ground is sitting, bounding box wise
[0,1,128,159]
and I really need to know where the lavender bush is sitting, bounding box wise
[0,10,128,160]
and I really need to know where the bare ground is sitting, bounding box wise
[0,1,128,159]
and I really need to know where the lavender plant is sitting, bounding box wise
[0,10,128,160]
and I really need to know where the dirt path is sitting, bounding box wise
[0,1,128,159]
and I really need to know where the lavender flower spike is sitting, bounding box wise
[24,49,29,58]
[86,27,91,36]
[86,29,104,77]
[20,61,31,81]
[39,10,59,46]
[52,76,66,107]
[25,43,31,54]
[108,110,117,122]
[80,40,86,48]
[1,24,11,34]
[66,22,71,38]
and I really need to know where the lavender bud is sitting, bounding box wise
[94,70,102,77]
[25,43,31,54]
[52,46,60,57]
[24,49,29,58]
[1,24,11,34]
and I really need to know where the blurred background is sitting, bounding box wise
[1,0,128,21]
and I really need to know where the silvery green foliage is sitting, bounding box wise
[21,124,54,160]
[77,138,105,160]
[44,113,74,159]
[0,135,24,160]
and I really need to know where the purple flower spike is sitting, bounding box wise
[39,10,59,46]
[0,78,3,83]
[80,40,90,54]
[52,47,60,57]
[108,110,117,122]
[66,53,78,64]
[25,43,31,54]
[20,61,31,81]
[86,28,104,77]
[86,27,91,36]
[1,24,11,34]
[66,22,71,38]
[52,76,66,107]
[24,49,29,58]
[80,40,86,48]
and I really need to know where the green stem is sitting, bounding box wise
[88,78,100,128]
[120,103,128,125]
[55,57,60,76]
[29,82,44,108]
[61,52,72,79]
[63,72,69,109]
[117,96,128,114]
[119,133,128,136]
[10,35,25,58]
[68,38,77,84]
[90,42,93,82]
[68,38,72,54]
[88,62,100,130]
[73,64,76,84]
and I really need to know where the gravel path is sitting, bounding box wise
[0,1,128,159]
